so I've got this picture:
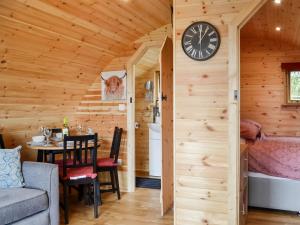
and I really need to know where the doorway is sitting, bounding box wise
[238,1,300,225]
[134,47,161,187]
[126,37,174,216]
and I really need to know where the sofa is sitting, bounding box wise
[0,161,59,225]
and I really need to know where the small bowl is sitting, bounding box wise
[32,136,45,143]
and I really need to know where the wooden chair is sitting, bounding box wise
[0,134,5,149]
[97,127,123,200]
[59,134,100,224]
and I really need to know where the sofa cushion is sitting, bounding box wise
[10,210,50,225]
[0,188,48,225]
[0,146,24,188]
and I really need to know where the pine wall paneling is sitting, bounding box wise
[0,0,171,192]
[74,26,171,190]
[174,0,264,225]
[240,0,300,136]
[240,39,300,135]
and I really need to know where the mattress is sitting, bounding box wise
[248,171,300,212]
[248,171,290,181]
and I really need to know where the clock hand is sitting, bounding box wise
[198,26,202,45]
[200,29,209,42]
[200,26,210,43]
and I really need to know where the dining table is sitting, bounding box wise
[27,138,102,163]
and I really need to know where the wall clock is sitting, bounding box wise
[182,21,221,61]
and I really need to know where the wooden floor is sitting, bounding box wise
[60,188,173,225]
[247,208,300,225]
[60,188,300,225]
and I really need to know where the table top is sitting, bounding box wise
[27,138,102,151]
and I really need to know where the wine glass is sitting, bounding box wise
[40,126,45,135]
[43,128,52,146]
[76,122,83,135]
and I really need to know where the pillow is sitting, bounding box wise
[0,146,24,188]
[240,119,262,141]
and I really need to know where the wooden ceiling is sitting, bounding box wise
[136,47,160,77]
[0,0,171,59]
[0,0,171,104]
[241,0,300,47]
[0,0,171,149]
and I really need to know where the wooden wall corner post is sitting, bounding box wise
[227,0,267,225]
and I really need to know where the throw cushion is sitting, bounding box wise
[240,119,262,141]
[0,146,24,188]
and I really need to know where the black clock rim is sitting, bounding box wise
[181,21,221,61]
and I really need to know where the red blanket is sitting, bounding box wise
[248,137,300,180]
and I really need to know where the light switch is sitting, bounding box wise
[118,104,126,111]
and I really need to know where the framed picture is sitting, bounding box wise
[101,70,127,101]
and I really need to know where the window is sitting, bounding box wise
[282,63,300,104]
[289,71,300,101]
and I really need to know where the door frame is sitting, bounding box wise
[126,40,165,192]
[227,1,267,224]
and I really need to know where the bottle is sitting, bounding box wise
[62,117,69,137]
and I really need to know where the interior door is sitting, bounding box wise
[160,37,174,216]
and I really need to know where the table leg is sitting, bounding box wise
[49,151,55,163]
[37,150,44,162]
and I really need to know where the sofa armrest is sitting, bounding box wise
[22,161,59,225]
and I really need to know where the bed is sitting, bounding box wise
[241,120,300,213]
[248,171,300,213]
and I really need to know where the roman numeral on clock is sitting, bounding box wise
[191,49,197,58]
[184,40,191,45]
[186,45,193,53]
[190,27,197,34]
[208,31,215,36]
[199,50,203,58]
[208,43,216,50]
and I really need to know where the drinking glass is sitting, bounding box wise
[76,123,83,135]
[40,126,45,135]
[43,128,52,146]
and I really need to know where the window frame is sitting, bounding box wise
[282,63,300,105]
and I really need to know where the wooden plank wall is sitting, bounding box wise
[0,0,171,162]
[174,1,257,224]
[0,0,106,160]
[74,26,171,190]
[240,38,300,136]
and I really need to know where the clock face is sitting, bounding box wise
[182,21,220,61]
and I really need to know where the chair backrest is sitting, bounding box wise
[0,134,5,149]
[110,127,123,163]
[52,128,62,134]
[109,127,118,158]
[62,134,98,177]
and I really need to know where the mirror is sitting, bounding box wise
[144,80,154,101]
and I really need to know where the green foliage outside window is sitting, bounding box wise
[290,71,300,101]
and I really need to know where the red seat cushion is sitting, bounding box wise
[55,159,74,167]
[59,166,97,180]
[97,158,118,167]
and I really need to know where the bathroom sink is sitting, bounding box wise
[148,123,161,133]
[148,123,161,177]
